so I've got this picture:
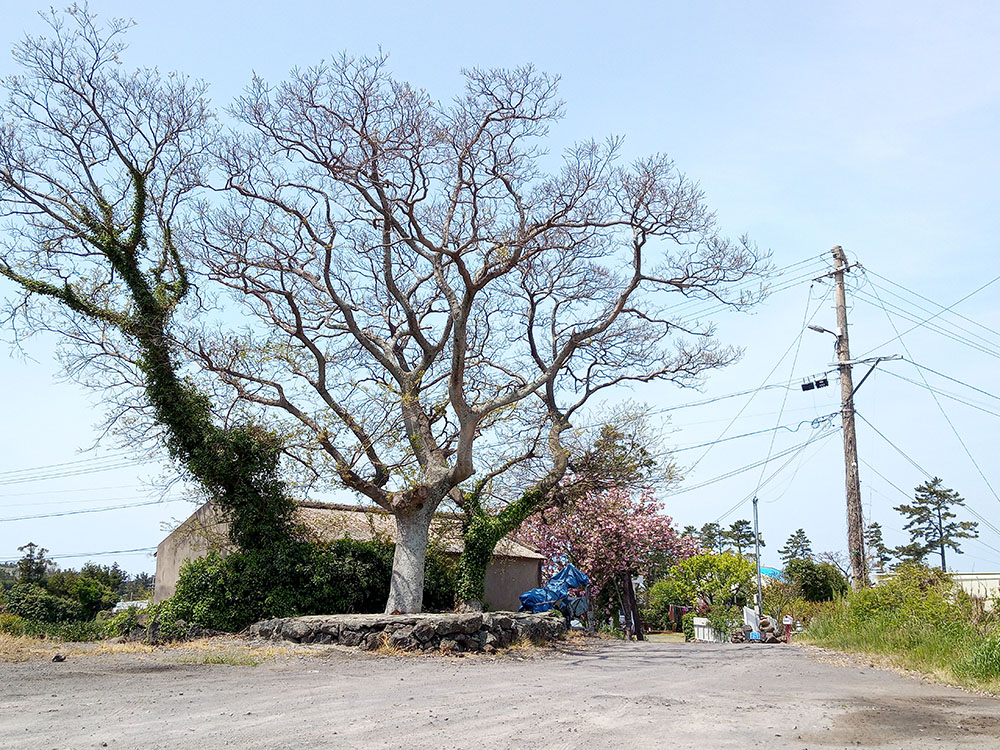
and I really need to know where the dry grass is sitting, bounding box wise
[0,632,63,663]
[0,632,303,666]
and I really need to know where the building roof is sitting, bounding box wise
[167,501,544,561]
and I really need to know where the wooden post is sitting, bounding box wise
[832,245,869,589]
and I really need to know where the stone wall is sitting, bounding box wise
[249,611,567,653]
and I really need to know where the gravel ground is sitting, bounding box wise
[2,637,999,749]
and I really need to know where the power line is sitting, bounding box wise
[866,269,1000,343]
[863,280,1000,508]
[751,279,815,498]
[881,371,1000,419]
[711,426,840,524]
[0,483,140,499]
[0,498,184,522]
[684,282,835,474]
[0,460,151,487]
[854,288,1000,360]
[855,411,1000,539]
[0,452,137,477]
[672,413,838,453]
[902,358,1000,403]
[858,269,1000,358]
[860,278,1000,353]
[0,547,158,564]
[668,420,839,500]
[859,457,1000,558]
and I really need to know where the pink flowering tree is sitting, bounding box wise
[521,488,699,600]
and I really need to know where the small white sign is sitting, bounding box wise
[782,615,794,625]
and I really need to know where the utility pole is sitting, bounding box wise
[831,245,869,589]
[753,496,764,613]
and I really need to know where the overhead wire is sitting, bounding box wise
[858,456,1000,559]
[750,280,815,499]
[0,498,185,522]
[863,277,1000,508]
[856,410,1000,539]
[858,269,1000,358]
[858,274,1000,352]
[902,358,1000,403]
[683,282,835,475]
[667,419,839,501]
[709,424,840,524]
[0,547,158,564]
[880,371,1000,419]
[671,413,839,453]
[866,268,1000,342]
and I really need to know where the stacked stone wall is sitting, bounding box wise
[250,611,566,653]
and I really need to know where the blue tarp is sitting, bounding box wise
[548,563,590,589]
[518,564,590,614]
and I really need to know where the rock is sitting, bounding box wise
[280,619,315,642]
[486,614,513,630]
[412,620,437,642]
[52,654,66,662]
[249,612,564,653]
[340,629,363,648]
[388,626,415,648]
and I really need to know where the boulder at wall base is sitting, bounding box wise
[248,612,567,651]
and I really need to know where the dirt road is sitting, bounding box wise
[2,639,998,749]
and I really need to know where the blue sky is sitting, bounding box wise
[2,1,1000,576]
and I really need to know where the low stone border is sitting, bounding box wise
[249,611,567,653]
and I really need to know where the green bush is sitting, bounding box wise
[161,537,459,634]
[681,611,697,642]
[1,583,83,624]
[104,606,147,638]
[804,564,1000,689]
[784,559,848,602]
[0,612,28,635]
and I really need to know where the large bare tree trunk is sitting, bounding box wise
[386,506,436,614]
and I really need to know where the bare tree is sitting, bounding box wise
[194,55,767,612]
[0,8,298,557]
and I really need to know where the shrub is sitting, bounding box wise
[104,606,147,638]
[162,537,459,633]
[804,563,1000,688]
[1,583,83,623]
[0,612,28,635]
[784,559,847,602]
[681,611,697,642]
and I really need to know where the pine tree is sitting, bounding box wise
[724,519,764,556]
[864,522,892,571]
[697,523,726,554]
[893,477,978,571]
[778,528,813,564]
[16,543,50,583]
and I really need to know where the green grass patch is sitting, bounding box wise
[801,564,1000,692]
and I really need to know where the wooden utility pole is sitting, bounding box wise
[831,245,869,589]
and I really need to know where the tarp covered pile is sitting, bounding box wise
[518,563,590,616]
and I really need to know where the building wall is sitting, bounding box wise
[153,503,228,603]
[485,555,542,611]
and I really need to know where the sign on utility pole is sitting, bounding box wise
[831,246,869,589]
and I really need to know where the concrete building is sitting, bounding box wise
[154,501,543,611]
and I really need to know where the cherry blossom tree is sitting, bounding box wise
[521,488,697,597]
